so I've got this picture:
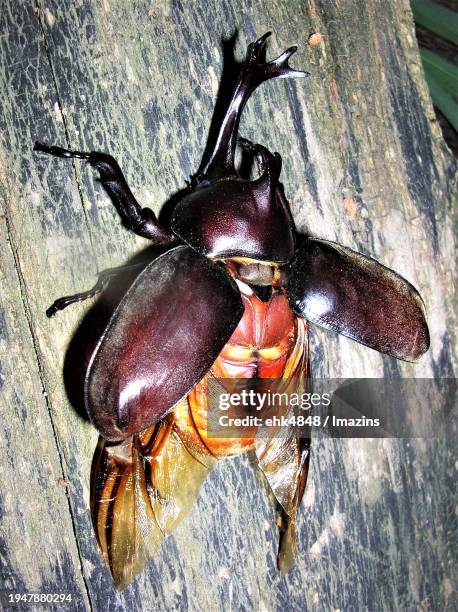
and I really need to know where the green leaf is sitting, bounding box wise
[423,68,458,132]
[411,0,458,45]
[420,49,458,97]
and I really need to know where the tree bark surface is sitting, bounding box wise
[0,1,456,611]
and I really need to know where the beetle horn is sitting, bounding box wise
[198,32,310,181]
[238,138,295,229]
[239,137,281,175]
[249,143,283,209]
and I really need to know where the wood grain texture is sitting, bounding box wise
[0,1,456,610]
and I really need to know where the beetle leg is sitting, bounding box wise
[198,32,310,180]
[46,262,145,318]
[34,141,177,245]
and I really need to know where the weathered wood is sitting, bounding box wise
[0,1,456,610]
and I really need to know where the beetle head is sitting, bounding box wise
[168,33,308,265]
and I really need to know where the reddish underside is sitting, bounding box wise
[175,281,306,457]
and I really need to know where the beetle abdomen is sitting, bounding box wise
[214,281,297,378]
[174,280,308,458]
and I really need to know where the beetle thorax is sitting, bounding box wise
[223,257,282,287]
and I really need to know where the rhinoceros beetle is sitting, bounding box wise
[34,32,429,589]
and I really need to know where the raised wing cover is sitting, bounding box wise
[85,246,244,439]
[285,238,429,361]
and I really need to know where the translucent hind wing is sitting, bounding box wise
[91,412,215,589]
[254,320,311,570]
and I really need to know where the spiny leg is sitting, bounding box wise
[34,142,176,245]
[46,262,145,318]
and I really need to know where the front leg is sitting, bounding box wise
[34,142,177,245]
